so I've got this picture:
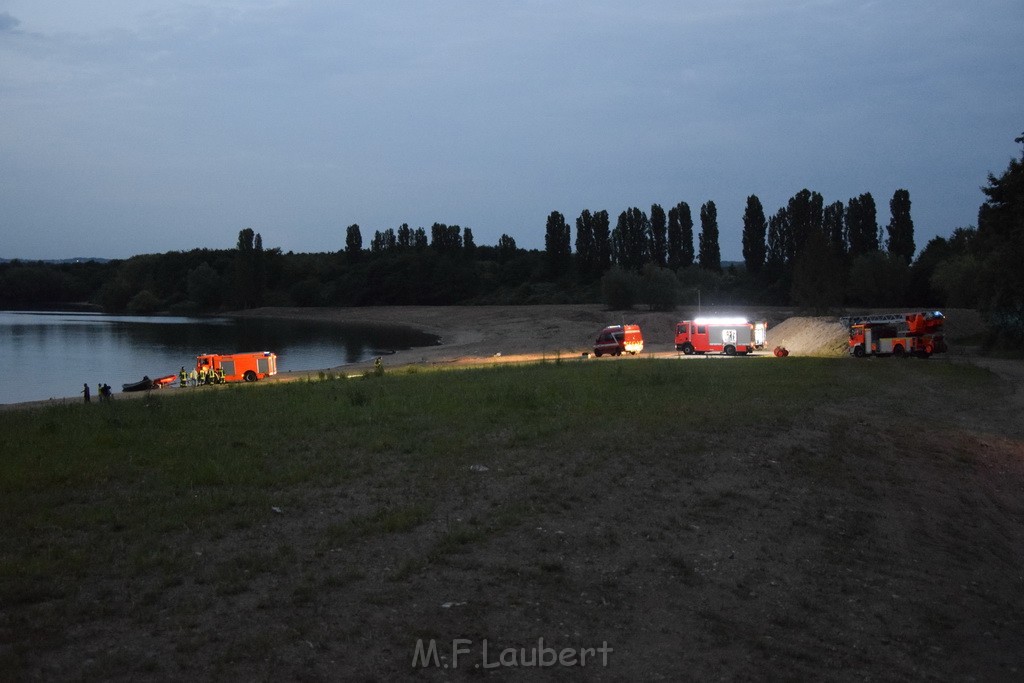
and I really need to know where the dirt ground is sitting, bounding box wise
[206,307,1022,681]
[235,304,984,373]
[5,305,1021,681]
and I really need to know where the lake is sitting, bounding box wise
[0,311,439,405]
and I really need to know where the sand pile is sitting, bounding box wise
[766,316,849,357]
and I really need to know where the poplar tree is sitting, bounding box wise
[396,223,412,250]
[846,193,879,257]
[741,195,767,274]
[669,201,694,268]
[575,210,598,280]
[667,206,683,270]
[345,224,362,261]
[785,189,824,264]
[235,227,265,307]
[649,204,667,267]
[413,227,428,251]
[698,201,721,272]
[612,207,649,271]
[886,189,915,263]
[544,210,571,276]
[593,210,612,274]
[823,201,846,258]
[791,227,843,312]
[766,208,788,274]
[430,223,462,254]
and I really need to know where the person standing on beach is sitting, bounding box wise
[82,383,90,403]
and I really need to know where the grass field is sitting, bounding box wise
[1,356,1023,680]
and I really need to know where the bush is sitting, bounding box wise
[126,289,162,314]
[640,265,678,311]
[601,267,641,310]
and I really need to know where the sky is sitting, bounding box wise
[1,1,1022,261]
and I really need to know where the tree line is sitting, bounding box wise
[1,133,1021,345]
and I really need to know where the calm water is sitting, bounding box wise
[0,311,438,405]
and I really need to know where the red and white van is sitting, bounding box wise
[594,325,644,357]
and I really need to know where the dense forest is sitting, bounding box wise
[3,133,1022,345]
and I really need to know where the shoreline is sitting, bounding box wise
[0,304,687,411]
[3,304,983,411]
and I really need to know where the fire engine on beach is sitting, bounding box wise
[842,311,947,358]
[195,351,278,382]
[593,324,644,357]
[674,317,768,356]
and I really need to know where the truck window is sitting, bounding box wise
[697,325,707,335]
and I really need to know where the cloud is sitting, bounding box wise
[0,12,21,33]
[1,1,1022,259]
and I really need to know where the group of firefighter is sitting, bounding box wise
[178,365,225,387]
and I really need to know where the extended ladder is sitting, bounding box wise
[839,313,907,328]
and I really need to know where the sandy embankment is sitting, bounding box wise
[237,304,690,374]
[235,303,844,376]
[220,304,988,372]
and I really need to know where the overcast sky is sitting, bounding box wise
[2,1,1021,261]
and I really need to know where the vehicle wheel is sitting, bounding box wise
[893,345,906,358]
[725,345,736,356]
[682,343,694,356]
[594,350,602,358]
[243,370,257,382]
[853,345,865,358]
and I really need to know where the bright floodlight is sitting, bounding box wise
[692,317,749,325]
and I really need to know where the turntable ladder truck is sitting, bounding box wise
[841,311,947,359]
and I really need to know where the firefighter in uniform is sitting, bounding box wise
[216,367,225,384]
[179,366,188,388]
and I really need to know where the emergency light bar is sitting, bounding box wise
[692,317,749,325]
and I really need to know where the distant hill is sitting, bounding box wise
[0,257,111,264]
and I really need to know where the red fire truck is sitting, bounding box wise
[843,311,946,358]
[674,317,767,356]
[195,351,278,382]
